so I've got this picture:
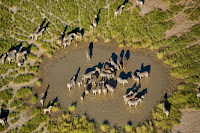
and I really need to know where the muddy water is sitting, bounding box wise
[40,40,171,127]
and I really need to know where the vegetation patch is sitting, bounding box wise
[0,89,13,101]
[14,73,34,84]
[10,99,23,108]
[16,87,32,98]
[20,114,48,132]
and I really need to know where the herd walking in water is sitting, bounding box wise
[64,43,151,109]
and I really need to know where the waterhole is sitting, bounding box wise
[40,40,170,126]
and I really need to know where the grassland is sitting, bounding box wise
[0,0,199,132]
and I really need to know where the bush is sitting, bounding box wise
[52,106,60,112]
[189,7,200,21]
[30,108,43,116]
[10,99,23,108]
[18,67,25,72]
[124,124,133,132]
[16,87,32,98]
[0,89,13,100]
[100,124,110,132]
[20,114,48,132]
[170,4,184,13]
[9,70,18,76]
[69,105,76,113]
[27,66,39,73]
[27,53,37,59]
[16,104,29,111]
[36,80,42,86]
[8,111,20,118]
[30,95,37,104]
[14,74,34,84]
[30,44,39,51]
[11,117,20,124]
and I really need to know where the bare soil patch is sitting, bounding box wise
[39,39,173,126]
[140,0,169,16]
[172,108,200,133]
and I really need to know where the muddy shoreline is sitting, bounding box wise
[38,39,176,126]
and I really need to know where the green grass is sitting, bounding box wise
[16,87,32,98]
[9,70,18,76]
[30,108,43,116]
[170,4,185,13]
[69,105,76,113]
[30,95,37,104]
[16,104,29,111]
[189,7,200,21]
[11,117,20,124]
[100,124,110,132]
[14,73,34,84]
[35,80,42,86]
[0,0,199,132]
[27,53,37,59]
[30,44,39,51]
[0,89,13,101]
[27,65,39,73]
[10,99,23,108]
[20,114,48,132]
[8,111,20,118]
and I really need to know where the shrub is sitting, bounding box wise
[30,95,37,104]
[8,111,20,118]
[30,108,43,116]
[16,104,29,111]
[14,74,34,84]
[27,66,39,73]
[30,44,39,51]
[20,114,48,132]
[124,124,133,132]
[69,105,76,113]
[10,99,23,108]
[36,80,42,86]
[0,122,8,132]
[11,117,20,124]
[0,89,13,100]
[170,5,184,13]
[9,70,18,76]
[16,87,32,98]
[18,67,25,72]
[100,124,110,132]
[189,7,200,21]
[52,106,60,112]
[27,53,37,59]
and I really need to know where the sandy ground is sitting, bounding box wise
[172,108,200,133]
[39,39,173,126]
[140,0,169,16]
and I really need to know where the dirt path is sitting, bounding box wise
[166,12,199,38]
[172,108,200,133]
[140,0,169,16]
[4,111,32,133]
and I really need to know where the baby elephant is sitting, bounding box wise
[117,77,128,86]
